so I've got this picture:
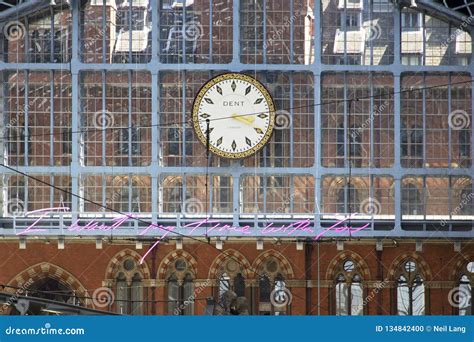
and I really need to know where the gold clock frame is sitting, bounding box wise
[192,73,276,159]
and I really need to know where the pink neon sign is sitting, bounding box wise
[15,207,370,264]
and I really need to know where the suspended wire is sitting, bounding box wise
[0,163,310,304]
[0,78,472,143]
[0,284,208,304]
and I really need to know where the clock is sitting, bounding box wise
[192,73,275,159]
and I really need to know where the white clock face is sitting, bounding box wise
[192,73,275,159]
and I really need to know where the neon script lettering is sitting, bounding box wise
[16,207,370,264]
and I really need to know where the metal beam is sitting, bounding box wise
[393,0,474,27]
[0,0,49,23]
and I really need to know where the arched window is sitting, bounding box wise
[111,176,146,213]
[234,273,246,297]
[457,261,473,315]
[115,258,143,315]
[9,277,79,314]
[397,260,425,315]
[30,277,76,304]
[216,259,247,301]
[167,259,194,315]
[334,259,363,315]
[259,274,271,302]
[258,258,289,315]
[401,183,423,216]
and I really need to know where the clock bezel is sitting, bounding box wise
[191,73,276,159]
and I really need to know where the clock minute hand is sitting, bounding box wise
[231,113,255,125]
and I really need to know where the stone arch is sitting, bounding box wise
[388,253,432,281]
[450,253,474,281]
[252,249,295,279]
[208,249,252,279]
[105,249,151,280]
[326,251,371,281]
[328,176,369,199]
[7,262,91,307]
[157,250,198,280]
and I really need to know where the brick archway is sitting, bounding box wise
[326,251,371,281]
[105,249,151,280]
[157,250,198,280]
[7,263,91,307]
[208,249,252,280]
[252,249,295,279]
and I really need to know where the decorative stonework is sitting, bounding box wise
[326,251,371,280]
[104,249,151,280]
[208,249,252,280]
[450,254,473,281]
[388,253,432,280]
[424,281,458,288]
[251,249,295,279]
[157,250,198,280]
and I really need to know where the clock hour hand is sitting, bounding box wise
[231,113,255,125]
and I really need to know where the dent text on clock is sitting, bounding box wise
[223,100,245,106]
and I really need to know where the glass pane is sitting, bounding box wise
[259,276,271,302]
[397,283,410,315]
[116,279,129,314]
[234,274,246,297]
[219,273,231,298]
[336,283,348,315]
[458,282,472,316]
[167,280,179,314]
[412,283,425,315]
[404,261,416,273]
[183,278,194,316]
[343,260,355,272]
[350,282,363,316]
[131,276,142,315]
